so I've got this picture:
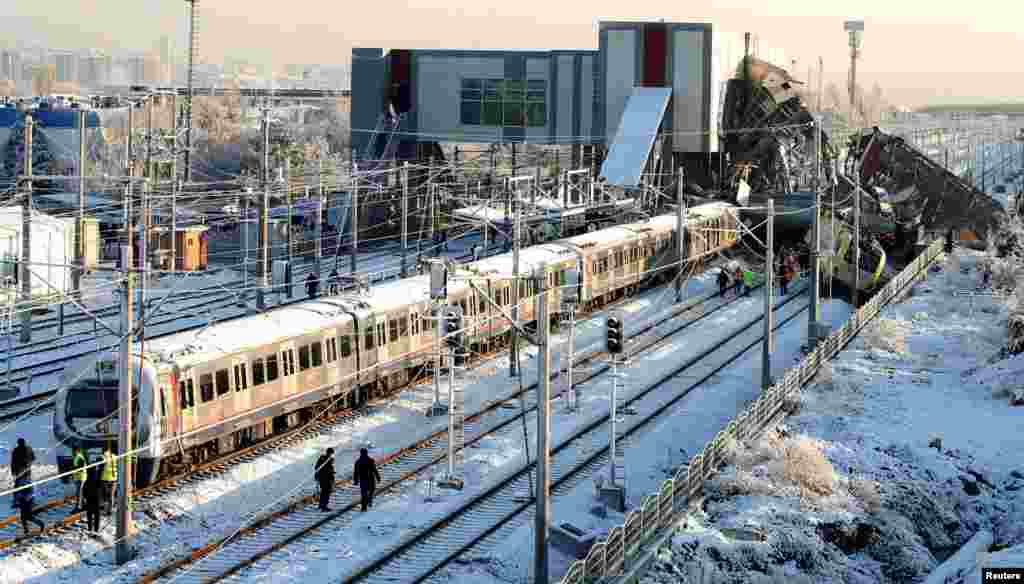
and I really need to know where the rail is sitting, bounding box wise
[558,238,945,584]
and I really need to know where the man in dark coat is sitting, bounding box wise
[305,273,319,299]
[716,269,729,299]
[10,438,35,482]
[13,475,44,535]
[353,448,382,512]
[315,448,335,512]
[83,470,103,533]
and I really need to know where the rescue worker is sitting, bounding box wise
[10,438,35,482]
[305,273,319,299]
[83,470,103,533]
[742,269,754,297]
[71,447,88,511]
[716,269,729,299]
[13,475,44,535]
[733,266,744,297]
[314,448,335,512]
[101,444,117,515]
[353,448,382,512]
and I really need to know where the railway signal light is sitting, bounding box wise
[606,315,623,354]
[443,309,462,350]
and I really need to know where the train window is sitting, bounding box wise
[340,334,352,358]
[311,342,323,367]
[299,345,311,371]
[253,358,265,385]
[234,364,248,392]
[186,380,195,408]
[266,355,279,381]
[324,338,335,363]
[398,316,408,338]
[388,319,398,343]
[376,323,386,347]
[215,369,230,397]
[160,389,167,417]
[284,349,296,376]
[364,328,374,350]
[199,373,214,403]
[178,381,187,410]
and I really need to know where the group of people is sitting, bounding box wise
[305,269,345,299]
[314,447,381,513]
[9,439,121,536]
[715,251,802,300]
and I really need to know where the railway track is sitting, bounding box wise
[129,283,804,584]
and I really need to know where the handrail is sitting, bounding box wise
[558,239,944,584]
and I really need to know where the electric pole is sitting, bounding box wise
[116,242,134,565]
[534,264,551,584]
[844,20,864,127]
[19,114,33,343]
[170,93,178,274]
[762,199,774,390]
[675,166,687,303]
[350,162,359,277]
[75,110,86,295]
[809,116,823,347]
[852,161,861,308]
[257,107,270,310]
[509,179,521,377]
[184,0,199,184]
[401,161,409,278]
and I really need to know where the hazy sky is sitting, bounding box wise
[3,1,1021,106]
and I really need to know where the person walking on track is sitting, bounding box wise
[10,438,35,482]
[717,269,729,299]
[83,470,103,533]
[13,475,44,535]
[71,446,88,511]
[315,448,336,512]
[742,269,754,297]
[353,448,382,512]
[733,266,744,297]
[101,443,117,515]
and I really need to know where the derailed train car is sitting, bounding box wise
[54,203,739,485]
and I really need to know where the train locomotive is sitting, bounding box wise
[54,203,739,485]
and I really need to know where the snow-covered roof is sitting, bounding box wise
[559,226,637,250]
[144,299,357,368]
[455,244,572,285]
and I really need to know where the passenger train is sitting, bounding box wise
[54,203,740,485]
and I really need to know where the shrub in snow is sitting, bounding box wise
[777,437,836,498]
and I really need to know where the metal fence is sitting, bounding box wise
[558,238,945,584]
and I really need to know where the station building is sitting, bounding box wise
[351,20,787,188]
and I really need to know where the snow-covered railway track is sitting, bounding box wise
[131,284,804,584]
[351,298,811,584]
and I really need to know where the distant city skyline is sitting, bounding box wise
[3,1,1022,107]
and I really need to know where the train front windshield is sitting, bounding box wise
[67,383,119,420]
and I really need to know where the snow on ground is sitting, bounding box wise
[0,266,751,583]
[631,248,1024,584]
[439,296,854,584]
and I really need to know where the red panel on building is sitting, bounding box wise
[390,49,413,113]
[642,25,668,87]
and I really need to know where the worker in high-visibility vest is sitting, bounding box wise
[101,444,117,515]
[71,447,88,511]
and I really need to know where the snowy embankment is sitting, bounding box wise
[638,249,1024,584]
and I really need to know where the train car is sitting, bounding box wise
[811,212,889,293]
[54,203,740,485]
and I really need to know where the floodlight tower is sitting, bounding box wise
[844,19,864,126]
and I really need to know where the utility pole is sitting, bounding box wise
[350,162,359,277]
[852,161,861,308]
[809,116,823,346]
[116,243,134,565]
[75,110,86,296]
[675,166,687,303]
[139,180,150,340]
[401,161,409,277]
[534,264,551,584]
[509,179,521,377]
[19,114,33,343]
[315,192,323,283]
[762,200,775,390]
[170,93,178,274]
[184,0,199,184]
[285,185,293,299]
[258,108,270,310]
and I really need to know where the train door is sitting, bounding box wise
[360,313,380,387]
[295,336,325,395]
[231,357,251,414]
[278,341,298,397]
[177,370,197,435]
[323,331,341,394]
[159,373,175,441]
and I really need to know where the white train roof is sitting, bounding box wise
[559,226,638,249]
[453,244,572,287]
[144,298,357,369]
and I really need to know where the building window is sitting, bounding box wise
[461,78,546,128]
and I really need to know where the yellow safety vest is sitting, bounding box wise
[101,451,117,482]
[72,452,87,483]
